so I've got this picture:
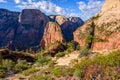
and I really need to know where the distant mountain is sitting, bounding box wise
[0,8,84,50]
[74,0,120,51]
[48,15,84,41]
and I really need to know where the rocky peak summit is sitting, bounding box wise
[101,0,120,13]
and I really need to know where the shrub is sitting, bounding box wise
[36,56,51,66]
[78,47,92,58]
[22,67,39,76]
[0,68,6,78]
[73,50,120,79]
[74,69,83,77]
[1,59,15,70]
[15,59,30,72]
[52,66,65,77]
[29,75,52,80]
[55,52,65,58]
[64,67,75,76]
[48,60,55,68]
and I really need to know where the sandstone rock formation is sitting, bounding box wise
[74,0,120,51]
[0,8,83,51]
[40,22,65,48]
[0,9,49,50]
[0,9,19,47]
[10,9,49,50]
[48,15,84,41]
[101,0,120,13]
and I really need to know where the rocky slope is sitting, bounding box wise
[74,0,120,51]
[40,22,65,48]
[49,15,84,41]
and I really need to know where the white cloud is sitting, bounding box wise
[14,0,21,4]
[77,0,104,20]
[0,0,6,3]
[15,0,65,15]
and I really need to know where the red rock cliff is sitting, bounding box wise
[74,0,120,51]
[40,22,65,48]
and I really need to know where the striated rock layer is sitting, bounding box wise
[74,0,120,51]
[0,8,84,50]
[49,15,84,41]
[40,22,65,48]
[10,9,49,50]
[0,9,49,50]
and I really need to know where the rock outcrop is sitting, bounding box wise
[0,9,49,50]
[101,0,120,13]
[0,49,35,62]
[40,22,65,48]
[10,9,49,50]
[74,0,120,51]
[0,8,84,51]
[0,9,19,47]
[48,15,84,41]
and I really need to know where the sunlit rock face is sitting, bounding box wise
[0,8,84,51]
[101,0,120,13]
[40,22,65,48]
[48,15,84,42]
[74,0,120,51]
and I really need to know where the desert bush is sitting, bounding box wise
[0,68,6,78]
[55,52,65,58]
[64,67,75,76]
[29,75,52,80]
[73,50,120,79]
[78,47,92,58]
[48,60,55,68]
[1,59,15,70]
[15,59,30,72]
[74,69,83,77]
[36,56,51,66]
[22,67,39,76]
[52,66,65,77]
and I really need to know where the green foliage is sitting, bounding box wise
[1,59,15,70]
[64,67,75,75]
[22,67,39,76]
[29,75,52,80]
[76,45,81,50]
[52,66,65,77]
[36,56,51,66]
[0,68,6,78]
[15,59,30,72]
[78,47,92,58]
[91,14,100,20]
[66,41,75,53]
[48,60,55,68]
[73,50,120,79]
[74,69,83,77]
[55,52,65,58]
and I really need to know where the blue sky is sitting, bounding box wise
[0,0,105,20]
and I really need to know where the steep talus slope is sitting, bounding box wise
[40,22,65,48]
[74,0,120,51]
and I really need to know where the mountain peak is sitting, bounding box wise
[101,0,120,13]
